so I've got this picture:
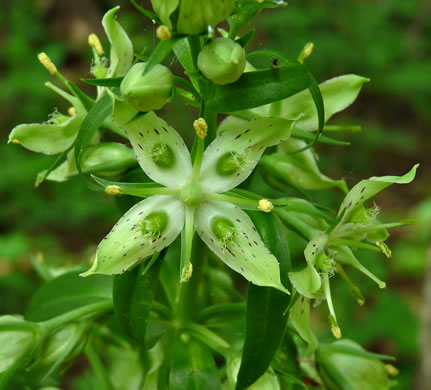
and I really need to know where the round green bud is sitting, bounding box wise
[211,216,236,242]
[141,211,169,237]
[151,143,176,169]
[216,152,246,176]
[197,38,246,85]
[120,62,174,112]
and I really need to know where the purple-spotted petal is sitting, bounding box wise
[113,101,192,188]
[195,200,289,293]
[81,195,184,276]
[200,117,295,193]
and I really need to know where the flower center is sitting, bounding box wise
[180,183,205,207]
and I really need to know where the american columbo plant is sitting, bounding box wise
[4,1,417,389]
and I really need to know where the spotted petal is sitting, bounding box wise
[195,201,288,293]
[81,195,184,276]
[102,7,134,78]
[113,101,193,188]
[337,164,418,227]
[8,114,84,155]
[200,117,295,193]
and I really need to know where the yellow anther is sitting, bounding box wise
[258,199,274,213]
[38,52,57,75]
[11,139,21,144]
[68,107,77,116]
[181,263,193,282]
[303,42,314,59]
[156,25,172,41]
[88,33,104,56]
[105,185,121,196]
[331,324,342,339]
[376,241,392,258]
[193,118,208,139]
[36,252,44,264]
[257,0,265,3]
[384,364,399,377]
[298,42,314,64]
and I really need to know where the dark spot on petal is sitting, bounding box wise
[154,128,160,135]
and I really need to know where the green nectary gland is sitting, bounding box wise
[151,143,175,169]
[315,252,335,274]
[216,152,245,176]
[140,211,168,237]
[211,216,237,242]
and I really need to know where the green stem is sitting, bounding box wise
[275,208,320,240]
[207,193,259,208]
[85,339,115,390]
[191,138,205,183]
[40,301,112,333]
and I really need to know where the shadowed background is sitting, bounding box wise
[1,1,430,389]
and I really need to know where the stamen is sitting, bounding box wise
[258,199,274,213]
[298,42,314,63]
[68,107,77,116]
[10,139,20,144]
[88,33,104,56]
[38,52,58,75]
[156,25,172,41]
[105,185,121,196]
[181,263,193,282]
[384,364,399,377]
[376,241,391,258]
[193,118,208,140]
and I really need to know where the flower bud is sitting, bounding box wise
[0,316,35,374]
[120,62,173,112]
[316,339,395,390]
[197,38,246,85]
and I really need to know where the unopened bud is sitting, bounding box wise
[38,52,57,75]
[105,185,121,196]
[120,62,174,112]
[156,25,172,41]
[193,118,208,139]
[197,38,246,85]
[88,33,104,56]
[258,199,274,213]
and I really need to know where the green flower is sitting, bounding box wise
[81,100,296,293]
[285,165,418,337]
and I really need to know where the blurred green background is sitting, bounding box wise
[1,1,430,389]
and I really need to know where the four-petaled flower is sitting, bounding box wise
[81,100,295,293]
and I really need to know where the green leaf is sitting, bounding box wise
[159,238,181,308]
[131,0,160,23]
[205,65,310,113]
[81,77,123,87]
[113,254,163,345]
[74,93,113,173]
[102,6,134,77]
[25,272,112,322]
[9,114,83,155]
[169,335,221,390]
[236,212,292,390]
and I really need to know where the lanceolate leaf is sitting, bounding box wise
[205,65,311,113]
[236,212,292,390]
[169,335,221,390]
[74,93,112,173]
[25,272,112,321]
[113,254,163,345]
[81,77,123,87]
